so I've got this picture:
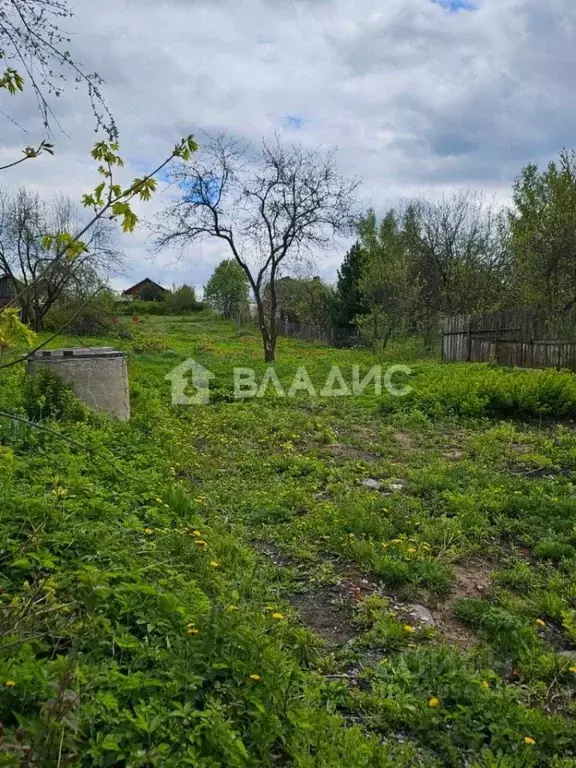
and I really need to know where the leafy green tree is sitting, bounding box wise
[275,276,334,329]
[166,284,202,313]
[204,259,250,318]
[355,210,416,350]
[510,150,576,314]
[332,242,366,328]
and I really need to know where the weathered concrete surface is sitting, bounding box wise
[28,348,130,421]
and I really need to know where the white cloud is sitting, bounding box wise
[1,0,575,288]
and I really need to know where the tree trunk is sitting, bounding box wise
[254,292,276,363]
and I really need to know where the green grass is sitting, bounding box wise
[1,313,576,765]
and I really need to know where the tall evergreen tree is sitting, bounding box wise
[333,242,366,328]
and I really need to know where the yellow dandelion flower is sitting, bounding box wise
[404,625,415,633]
[428,697,440,708]
[407,547,417,554]
[187,627,200,635]
[481,680,490,689]
[524,736,536,746]
[4,680,15,688]
[535,618,546,628]
[569,666,576,673]
[155,497,163,504]
[249,674,261,681]
[271,612,284,620]
[209,561,219,568]
[144,528,154,535]
[226,605,239,612]
[192,530,202,537]
[195,540,208,547]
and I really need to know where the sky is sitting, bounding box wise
[1,0,575,293]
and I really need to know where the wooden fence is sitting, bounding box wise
[442,309,576,371]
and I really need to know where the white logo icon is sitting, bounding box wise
[165,359,215,405]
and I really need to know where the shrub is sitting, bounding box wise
[26,368,88,422]
[119,287,204,316]
[382,364,576,421]
[44,290,119,336]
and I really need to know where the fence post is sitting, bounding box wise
[466,316,472,362]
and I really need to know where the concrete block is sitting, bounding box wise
[28,347,130,421]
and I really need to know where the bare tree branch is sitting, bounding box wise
[152,133,359,361]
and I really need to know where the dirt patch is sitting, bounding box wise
[327,443,378,461]
[431,559,494,648]
[392,431,419,451]
[290,588,356,647]
[442,449,464,462]
[251,540,298,569]
[289,571,381,648]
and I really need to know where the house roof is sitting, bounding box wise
[122,278,169,296]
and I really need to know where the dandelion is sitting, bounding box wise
[524,736,536,746]
[569,666,576,673]
[535,618,546,628]
[4,680,15,688]
[195,540,208,547]
[155,497,163,504]
[226,605,239,612]
[209,561,219,568]
[428,697,440,708]
[404,624,415,633]
[144,528,154,535]
[187,627,200,635]
[249,674,261,681]
[271,612,284,620]
[192,530,202,537]
[407,547,417,554]
[481,680,490,689]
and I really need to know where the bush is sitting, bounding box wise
[382,363,576,421]
[44,290,119,335]
[26,368,88,422]
[119,286,204,316]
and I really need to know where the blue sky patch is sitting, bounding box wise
[181,175,221,206]
[430,0,476,12]
[283,115,305,130]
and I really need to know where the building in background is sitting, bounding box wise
[122,278,170,302]
[0,274,15,310]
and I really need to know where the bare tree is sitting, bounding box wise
[400,191,510,343]
[152,134,358,361]
[0,187,124,329]
[0,0,115,137]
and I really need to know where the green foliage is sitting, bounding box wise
[332,242,366,329]
[120,293,204,317]
[0,308,36,356]
[2,315,576,764]
[510,150,576,313]
[26,368,88,422]
[384,363,576,420]
[204,259,250,318]
[356,209,417,350]
[165,284,203,313]
[275,276,335,328]
[44,290,119,335]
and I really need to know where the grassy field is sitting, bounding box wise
[1,313,576,766]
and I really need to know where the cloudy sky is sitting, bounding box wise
[1,0,574,293]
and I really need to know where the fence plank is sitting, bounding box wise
[442,308,576,371]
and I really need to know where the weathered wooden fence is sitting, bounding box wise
[442,309,576,370]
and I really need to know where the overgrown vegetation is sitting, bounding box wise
[2,314,576,765]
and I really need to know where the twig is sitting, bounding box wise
[0,284,105,371]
